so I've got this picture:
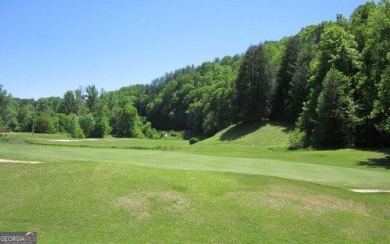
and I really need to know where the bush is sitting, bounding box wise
[93,116,111,138]
[34,113,56,134]
[189,137,200,145]
[79,113,96,138]
[70,115,85,139]
[56,113,72,133]
[288,129,305,150]
[142,122,161,139]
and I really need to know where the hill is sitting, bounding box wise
[199,122,291,148]
[182,122,292,158]
[183,122,390,173]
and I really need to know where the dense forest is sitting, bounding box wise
[1,1,389,148]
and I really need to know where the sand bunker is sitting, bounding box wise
[0,159,43,164]
[49,139,80,142]
[351,189,390,193]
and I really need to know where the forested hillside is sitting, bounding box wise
[1,1,389,148]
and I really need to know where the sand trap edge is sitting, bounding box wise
[0,159,44,164]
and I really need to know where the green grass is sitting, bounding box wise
[199,122,291,147]
[1,143,389,190]
[185,122,389,170]
[1,123,390,243]
[2,132,188,150]
[1,161,389,243]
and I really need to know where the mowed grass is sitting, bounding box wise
[3,132,188,150]
[1,123,390,242]
[1,143,390,189]
[184,123,390,168]
[1,161,390,243]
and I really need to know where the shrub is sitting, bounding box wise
[142,122,161,139]
[189,137,199,145]
[93,116,111,138]
[70,115,85,139]
[34,113,56,134]
[79,113,96,138]
[288,129,305,150]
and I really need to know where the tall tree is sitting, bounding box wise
[271,35,303,121]
[236,44,277,122]
[312,69,354,148]
[354,0,390,146]
[79,113,96,138]
[34,112,56,134]
[70,114,85,138]
[60,91,77,115]
[17,101,36,132]
[0,85,13,129]
[298,24,361,145]
[371,53,390,145]
[112,97,143,138]
[350,1,377,52]
[85,85,99,113]
[74,88,86,115]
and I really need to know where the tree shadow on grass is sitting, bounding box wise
[357,153,390,170]
[219,121,293,141]
[220,122,264,141]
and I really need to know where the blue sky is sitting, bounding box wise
[0,0,371,99]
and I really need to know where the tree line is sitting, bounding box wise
[1,1,389,148]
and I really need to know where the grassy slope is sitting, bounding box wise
[184,123,388,168]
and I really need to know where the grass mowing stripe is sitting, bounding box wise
[1,143,389,189]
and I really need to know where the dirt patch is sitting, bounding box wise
[226,186,368,216]
[113,191,190,220]
[351,189,390,193]
[0,159,43,164]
